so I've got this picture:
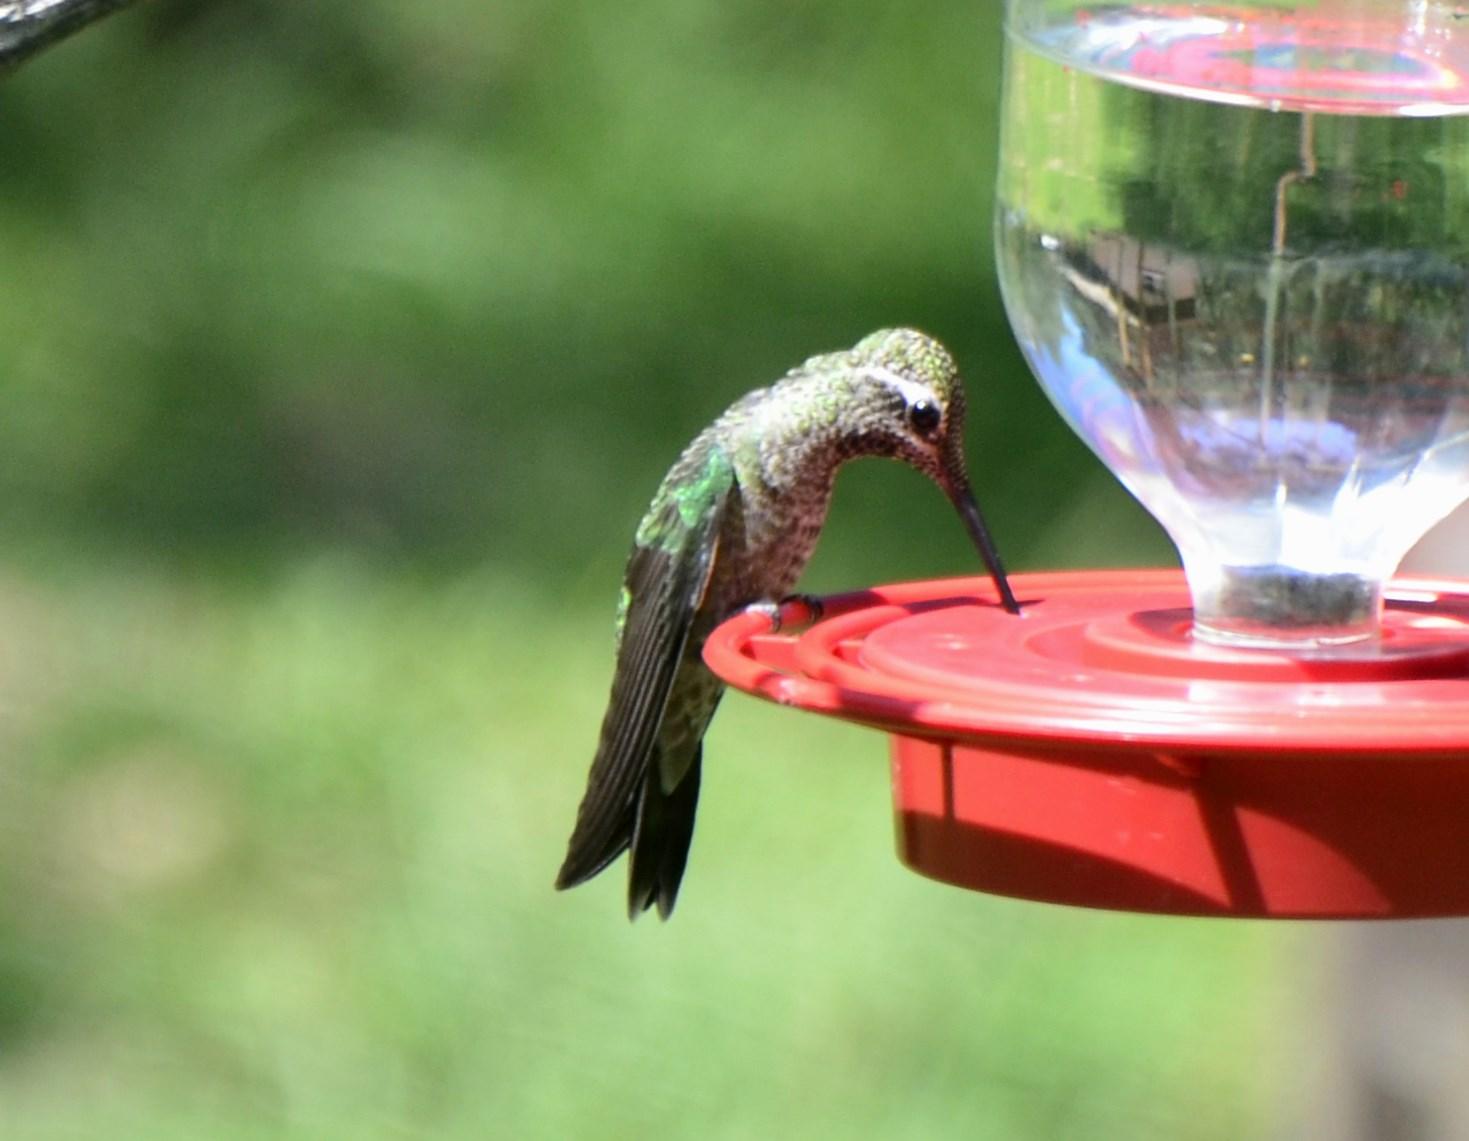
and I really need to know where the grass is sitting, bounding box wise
[0,555,1298,1138]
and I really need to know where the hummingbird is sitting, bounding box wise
[555,328,1020,919]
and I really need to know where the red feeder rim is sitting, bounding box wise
[703,569,1469,919]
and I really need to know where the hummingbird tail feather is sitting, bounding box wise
[628,747,702,920]
[555,780,633,891]
[554,827,630,893]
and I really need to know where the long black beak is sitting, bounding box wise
[948,482,1022,614]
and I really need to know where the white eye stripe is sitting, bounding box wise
[864,367,941,416]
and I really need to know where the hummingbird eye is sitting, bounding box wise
[907,398,942,437]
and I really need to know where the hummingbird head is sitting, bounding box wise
[841,328,1021,613]
[843,328,971,492]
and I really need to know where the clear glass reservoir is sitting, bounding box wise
[996,1,1469,646]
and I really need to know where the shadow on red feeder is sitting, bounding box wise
[703,570,1469,919]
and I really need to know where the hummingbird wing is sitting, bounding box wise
[555,447,736,901]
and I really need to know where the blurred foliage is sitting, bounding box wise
[0,2,1303,1138]
[0,0,1170,590]
[0,561,1292,1139]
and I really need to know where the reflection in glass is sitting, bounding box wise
[997,3,1469,645]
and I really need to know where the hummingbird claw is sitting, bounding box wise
[779,593,824,628]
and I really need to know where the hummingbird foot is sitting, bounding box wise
[780,593,825,628]
[746,594,824,632]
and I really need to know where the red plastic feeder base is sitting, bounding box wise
[702,569,1469,919]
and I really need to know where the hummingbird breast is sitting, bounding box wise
[712,470,836,617]
[707,400,852,614]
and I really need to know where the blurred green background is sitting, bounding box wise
[0,2,1301,1137]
